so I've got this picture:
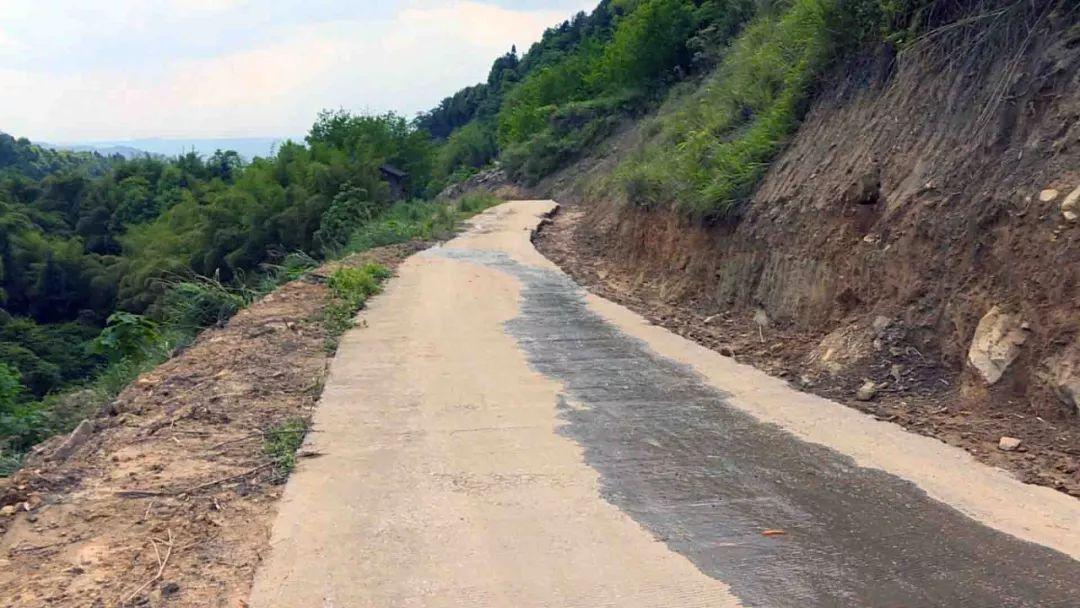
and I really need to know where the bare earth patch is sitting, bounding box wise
[535,208,1080,498]
[0,242,427,608]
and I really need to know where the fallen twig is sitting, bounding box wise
[115,462,275,498]
[121,529,174,606]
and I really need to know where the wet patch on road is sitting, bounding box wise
[429,247,1080,608]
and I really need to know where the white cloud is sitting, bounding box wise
[0,1,588,141]
[168,0,247,11]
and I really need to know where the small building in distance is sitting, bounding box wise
[379,164,409,201]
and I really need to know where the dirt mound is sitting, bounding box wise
[0,242,426,608]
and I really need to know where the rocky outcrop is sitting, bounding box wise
[1039,341,1080,415]
[967,307,1029,385]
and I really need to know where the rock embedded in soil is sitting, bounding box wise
[999,437,1023,452]
[1062,186,1080,222]
[1038,341,1080,415]
[967,307,1029,385]
[855,380,878,401]
[51,419,94,461]
[1039,189,1060,202]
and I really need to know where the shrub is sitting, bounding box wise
[160,276,252,332]
[328,264,389,307]
[457,192,500,214]
[88,312,163,363]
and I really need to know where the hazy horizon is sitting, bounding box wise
[0,0,594,143]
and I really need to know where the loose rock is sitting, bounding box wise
[1062,186,1080,222]
[0,505,16,517]
[967,306,1028,384]
[855,380,878,401]
[998,436,1022,452]
[51,419,94,461]
[1039,189,1059,202]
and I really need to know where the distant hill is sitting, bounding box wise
[49,143,157,160]
[0,132,119,178]
[51,137,299,162]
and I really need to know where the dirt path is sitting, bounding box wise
[251,201,1079,607]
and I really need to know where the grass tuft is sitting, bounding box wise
[263,417,308,479]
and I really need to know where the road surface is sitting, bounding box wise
[250,201,1080,607]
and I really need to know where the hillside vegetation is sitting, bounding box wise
[2,0,1066,468]
[0,111,480,467]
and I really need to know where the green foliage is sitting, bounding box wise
[321,263,392,351]
[88,312,162,363]
[279,251,320,282]
[328,264,388,308]
[313,183,377,256]
[416,1,620,140]
[0,363,21,408]
[160,276,253,332]
[263,417,308,478]
[457,192,500,214]
[0,132,120,180]
[435,123,498,180]
[0,362,44,461]
[493,0,757,183]
[608,0,952,219]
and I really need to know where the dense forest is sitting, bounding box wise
[0,0,977,467]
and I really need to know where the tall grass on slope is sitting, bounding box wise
[346,192,500,252]
[615,0,833,219]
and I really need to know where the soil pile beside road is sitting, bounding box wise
[0,242,425,608]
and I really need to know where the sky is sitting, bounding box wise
[0,0,594,142]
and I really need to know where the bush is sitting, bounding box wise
[161,276,253,332]
[88,312,163,363]
[328,264,388,308]
[0,362,46,457]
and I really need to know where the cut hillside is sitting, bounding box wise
[533,1,1080,495]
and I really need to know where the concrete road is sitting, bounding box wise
[250,201,1080,607]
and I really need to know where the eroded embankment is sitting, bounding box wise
[535,14,1080,495]
[0,242,426,608]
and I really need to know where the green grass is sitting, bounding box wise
[614,0,833,219]
[320,263,393,352]
[263,417,308,479]
[346,192,500,252]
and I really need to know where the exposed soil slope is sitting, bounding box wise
[534,13,1080,495]
[0,243,426,608]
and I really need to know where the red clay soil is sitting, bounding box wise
[535,207,1080,498]
[0,242,427,608]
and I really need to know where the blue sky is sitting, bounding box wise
[0,0,594,141]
